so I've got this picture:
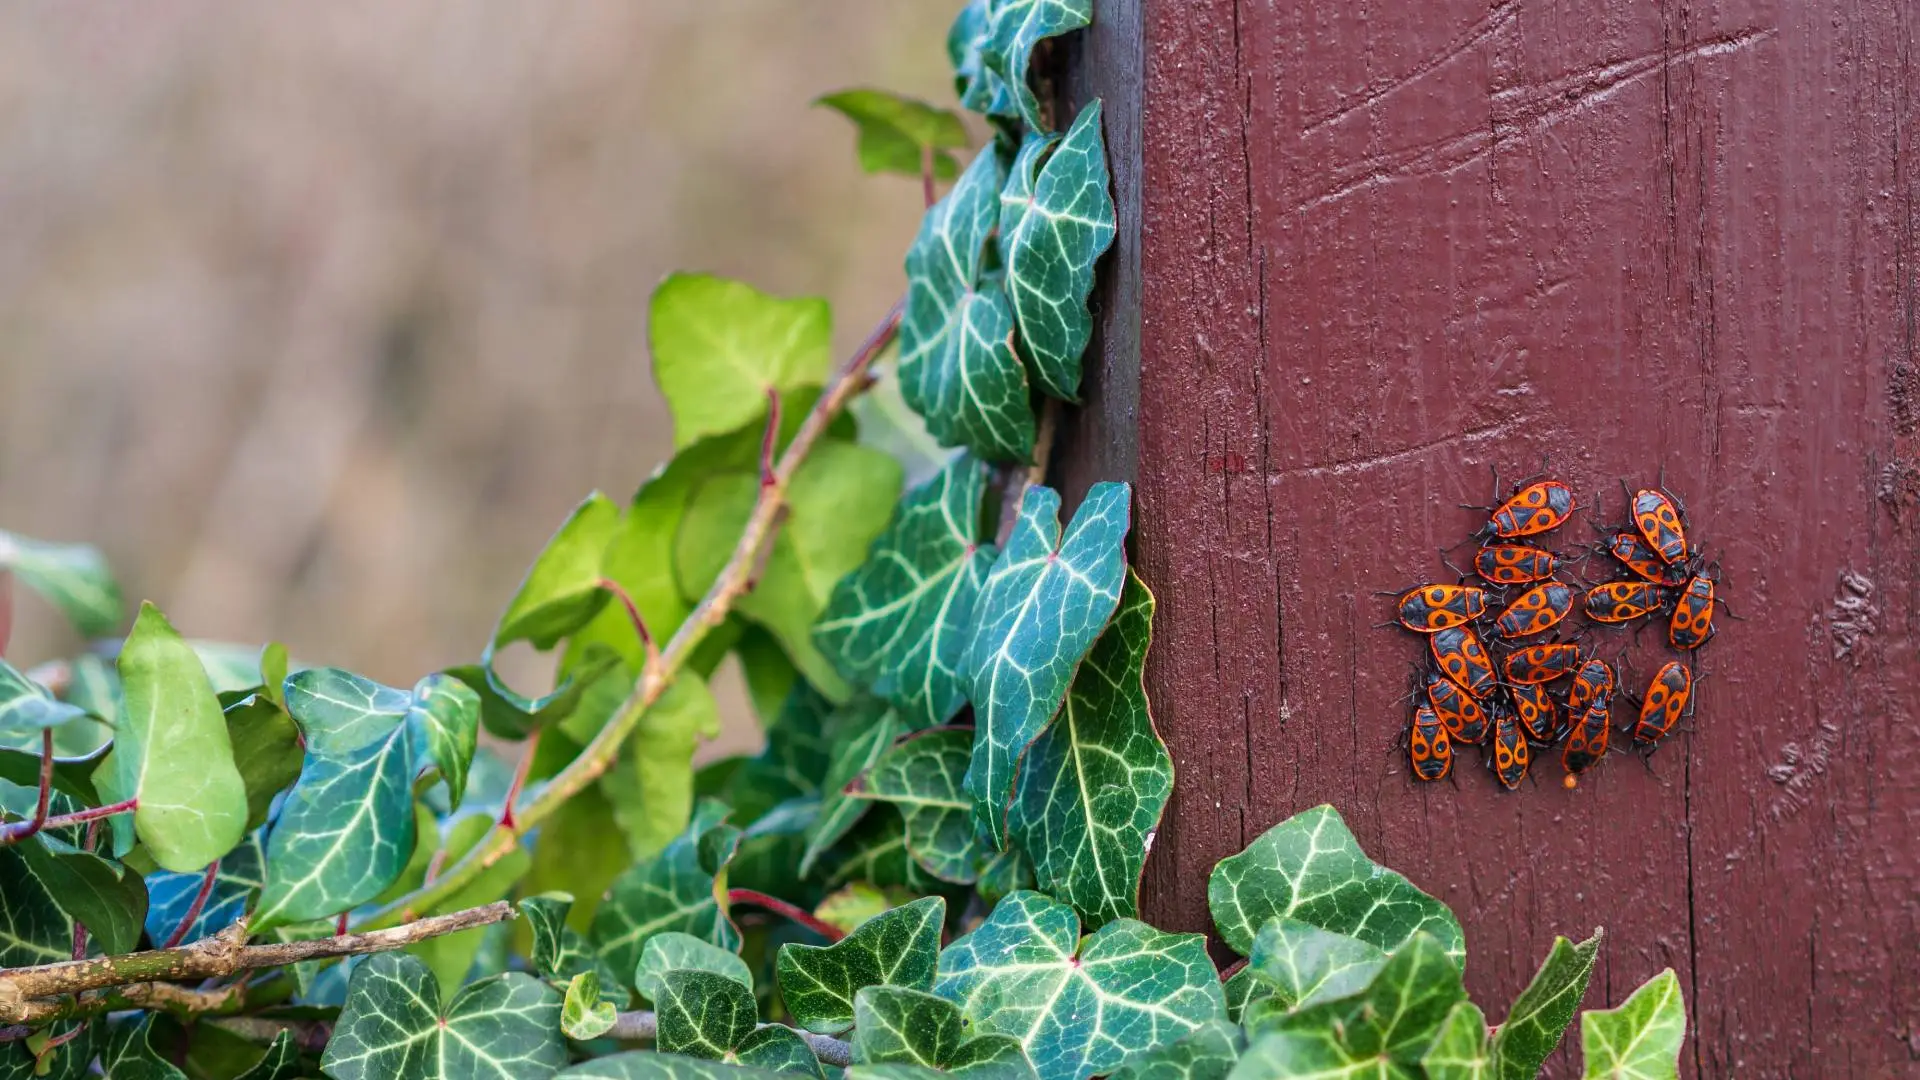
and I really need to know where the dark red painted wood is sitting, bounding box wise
[1058,0,1920,1075]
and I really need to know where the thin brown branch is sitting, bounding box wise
[355,298,904,932]
[921,144,938,208]
[0,902,515,1023]
[4,978,247,1028]
[606,1010,851,1067]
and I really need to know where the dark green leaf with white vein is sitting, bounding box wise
[814,454,997,729]
[948,0,1013,118]
[589,799,742,983]
[1580,968,1685,1080]
[556,1056,791,1080]
[519,892,630,1008]
[16,832,148,955]
[1108,1020,1244,1080]
[1007,568,1169,926]
[1208,803,1464,963]
[799,704,903,876]
[932,890,1224,1080]
[964,482,1130,847]
[778,895,945,1034]
[898,145,1035,462]
[320,952,566,1080]
[1244,917,1388,1011]
[852,728,982,883]
[637,931,755,1003]
[1245,933,1465,1066]
[655,970,825,1079]
[1002,102,1117,401]
[981,0,1091,132]
[851,985,1036,1078]
[1422,1002,1493,1080]
[1490,927,1602,1080]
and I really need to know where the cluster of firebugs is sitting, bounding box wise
[1393,473,1725,790]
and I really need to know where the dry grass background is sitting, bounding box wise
[0,2,955,753]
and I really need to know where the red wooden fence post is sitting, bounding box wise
[1052,1,1920,1075]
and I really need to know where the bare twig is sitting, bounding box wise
[606,1010,852,1067]
[356,299,905,932]
[0,902,516,1023]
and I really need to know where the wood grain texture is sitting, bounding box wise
[1057,0,1920,1074]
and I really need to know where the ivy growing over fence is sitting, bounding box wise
[0,1,1686,1077]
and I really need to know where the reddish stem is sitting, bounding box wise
[39,1020,86,1053]
[70,921,88,962]
[2,797,138,845]
[0,732,56,846]
[1219,957,1248,982]
[335,912,349,937]
[161,859,221,949]
[759,387,783,489]
[597,577,658,666]
[921,144,938,208]
[728,889,845,942]
[499,726,543,832]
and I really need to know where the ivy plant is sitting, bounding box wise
[0,2,1689,1078]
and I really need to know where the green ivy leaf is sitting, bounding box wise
[231,1031,304,1080]
[492,492,621,651]
[1230,1028,1412,1080]
[0,846,68,965]
[1490,927,1603,1080]
[1246,934,1464,1067]
[821,805,947,893]
[563,970,620,1041]
[652,274,834,450]
[851,985,1036,1077]
[100,1017,188,1080]
[778,895,946,1034]
[638,930,756,1003]
[0,658,86,739]
[407,812,533,997]
[590,800,742,983]
[965,483,1130,847]
[728,796,819,904]
[997,131,1056,261]
[818,90,969,180]
[0,530,124,636]
[321,952,566,1080]
[948,0,1011,117]
[144,832,263,946]
[1208,804,1464,962]
[933,890,1223,1080]
[605,671,722,860]
[0,1020,95,1079]
[1108,1019,1244,1080]
[899,145,1035,463]
[222,694,304,832]
[656,970,826,1079]
[557,1055,792,1080]
[520,892,632,1008]
[852,728,982,883]
[1001,103,1116,401]
[799,705,904,876]
[16,832,148,955]
[981,0,1090,132]
[814,454,997,729]
[1221,967,1267,1024]
[1422,1002,1493,1080]
[1580,969,1685,1080]
[98,602,248,871]
[974,844,1033,907]
[677,442,904,698]
[406,673,481,811]
[1006,567,1168,925]
[1245,917,1388,1011]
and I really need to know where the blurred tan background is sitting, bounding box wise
[0,1,955,746]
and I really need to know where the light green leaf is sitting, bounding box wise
[818,89,969,180]
[933,890,1224,1080]
[557,1055,792,1080]
[899,145,1035,463]
[1229,1029,1412,1080]
[144,832,263,945]
[813,882,911,936]
[814,454,996,729]
[523,784,631,932]
[965,483,1130,847]
[223,694,304,832]
[799,706,904,876]
[407,813,532,998]
[321,952,566,1080]
[851,985,1037,1078]
[1490,927,1603,1080]
[677,442,904,697]
[605,671,721,860]
[1108,1019,1244,1080]
[1248,934,1465,1065]
[652,273,834,450]
[1580,969,1685,1080]
[563,970,619,1041]
[1208,804,1464,963]
[0,657,86,739]
[590,800,742,982]
[852,728,981,883]
[98,602,248,872]
[520,892,631,1007]
[1245,917,1388,1011]
[1006,568,1168,925]
[407,673,481,811]
[982,0,1091,131]
[16,832,148,955]
[1002,103,1116,401]
[778,895,946,1034]
[655,969,826,1078]
[1423,1002,1493,1080]
[638,930,755,1003]
[493,492,621,651]
[0,530,123,636]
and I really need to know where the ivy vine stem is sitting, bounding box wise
[357,298,906,932]
[727,888,846,942]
